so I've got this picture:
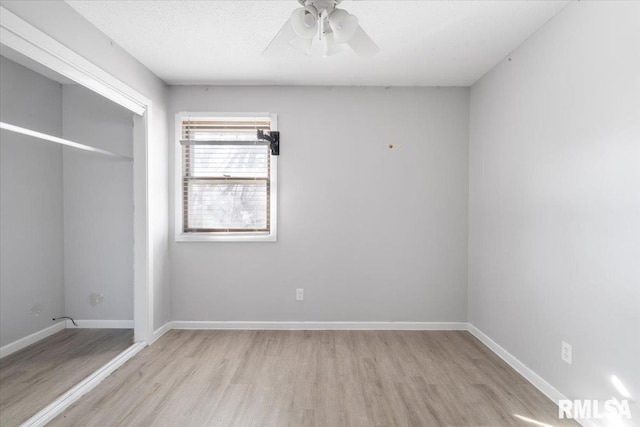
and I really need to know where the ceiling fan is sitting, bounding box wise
[264,0,379,58]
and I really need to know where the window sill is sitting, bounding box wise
[175,232,277,243]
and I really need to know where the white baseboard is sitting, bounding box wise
[467,324,564,402]
[171,321,469,331]
[66,319,134,329]
[0,320,134,358]
[467,324,600,427]
[0,321,66,358]
[21,341,146,427]
[151,322,172,343]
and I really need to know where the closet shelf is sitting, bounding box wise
[0,121,133,162]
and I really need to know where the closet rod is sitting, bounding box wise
[0,121,133,162]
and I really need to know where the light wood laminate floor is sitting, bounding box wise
[50,330,577,427]
[0,328,133,426]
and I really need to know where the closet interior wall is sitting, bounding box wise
[62,85,134,323]
[0,55,64,347]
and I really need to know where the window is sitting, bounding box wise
[176,113,277,242]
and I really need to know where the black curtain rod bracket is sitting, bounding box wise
[257,129,280,156]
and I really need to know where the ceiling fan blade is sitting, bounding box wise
[347,25,379,58]
[289,37,313,55]
[262,18,297,56]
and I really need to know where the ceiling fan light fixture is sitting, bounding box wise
[263,0,379,58]
[328,9,358,43]
[290,6,319,40]
[322,32,343,57]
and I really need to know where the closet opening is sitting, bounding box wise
[0,35,149,426]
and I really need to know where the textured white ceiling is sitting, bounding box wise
[66,0,568,86]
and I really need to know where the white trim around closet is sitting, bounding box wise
[0,5,154,345]
[0,7,146,116]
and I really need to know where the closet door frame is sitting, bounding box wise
[0,6,154,344]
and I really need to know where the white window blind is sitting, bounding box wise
[180,117,273,234]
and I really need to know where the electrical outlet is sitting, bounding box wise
[561,341,572,365]
[89,293,104,306]
[296,288,304,301]
[31,304,42,317]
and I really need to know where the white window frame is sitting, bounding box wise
[174,112,278,242]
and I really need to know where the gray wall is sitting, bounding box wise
[0,57,64,346]
[169,86,470,322]
[62,85,133,321]
[1,0,172,333]
[469,0,640,412]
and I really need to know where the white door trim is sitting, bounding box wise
[0,7,147,115]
